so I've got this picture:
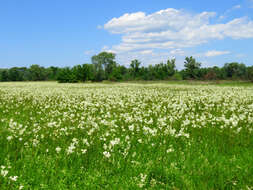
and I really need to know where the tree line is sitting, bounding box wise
[1,52,253,82]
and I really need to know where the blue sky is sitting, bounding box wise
[0,0,253,69]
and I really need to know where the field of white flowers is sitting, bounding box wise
[0,82,253,189]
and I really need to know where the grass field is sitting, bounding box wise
[1,82,253,189]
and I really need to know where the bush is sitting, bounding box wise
[171,72,183,81]
[247,66,253,82]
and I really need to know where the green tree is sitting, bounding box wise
[57,67,77,83]
[29,65,47,81]
[0,70,9,81]
[82,64,95,81]
[247,66,253,82]
[184,56,201,79]
[130,59,141,78]
[8,67,21,81]
[153,63,166,80]
[167,58,176,76]
[46,66,59,81]
[72,65,84,82]
[91,52,116,81]
[203,68,217,80]
[147,65,156,80]
[223,62,246,79]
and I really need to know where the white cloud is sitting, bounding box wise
[139,50,153,55]
[204,50,230,57]
[102,8,253,65]
[233,5,241,9]
[84,50,95,55]
[219,4,242,20]
[170,49,185,56]
[235,53,245,58]
[97,25,103,29]
[102,45,109,51]
[104,9,216,34]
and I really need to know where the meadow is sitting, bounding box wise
[0,82,253,189]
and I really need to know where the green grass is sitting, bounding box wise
[106,80,253,87]
[0,82,253,189]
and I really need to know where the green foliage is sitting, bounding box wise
[1,82,253,189]
[183,56,201,79]
[247,66,253,82]
[0,70,9,81]
[29,65,47,81]
[57,68,77,83]
[167,58,176,76]
[47,66,60,81]
[130,59,141,78]
[92,52,116,81]
[171,72,183,80]
[0,53,252,83]
[224,62,247,79]
[8,67,22,81]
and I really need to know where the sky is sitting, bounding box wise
[1,0,253,69]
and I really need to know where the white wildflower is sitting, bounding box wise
[103,151,111,158]
[110,138,120,147]
[56,147,61,153]
[1,170,8,177]
[81,149,87,154]
[128,125,134,131]
[9,176,18,181]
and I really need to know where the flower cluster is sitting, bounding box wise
[0,82,253,188]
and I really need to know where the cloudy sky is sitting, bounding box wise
[1,0,253,69]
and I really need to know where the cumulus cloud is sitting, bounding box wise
[102,8,253,65]
[104,9,216,34]
[204,50,230,57]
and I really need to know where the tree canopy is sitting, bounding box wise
[0,52,252,83]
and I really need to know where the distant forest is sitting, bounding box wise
[1,52,253,83]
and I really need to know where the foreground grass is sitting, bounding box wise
[0,82,253,189]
